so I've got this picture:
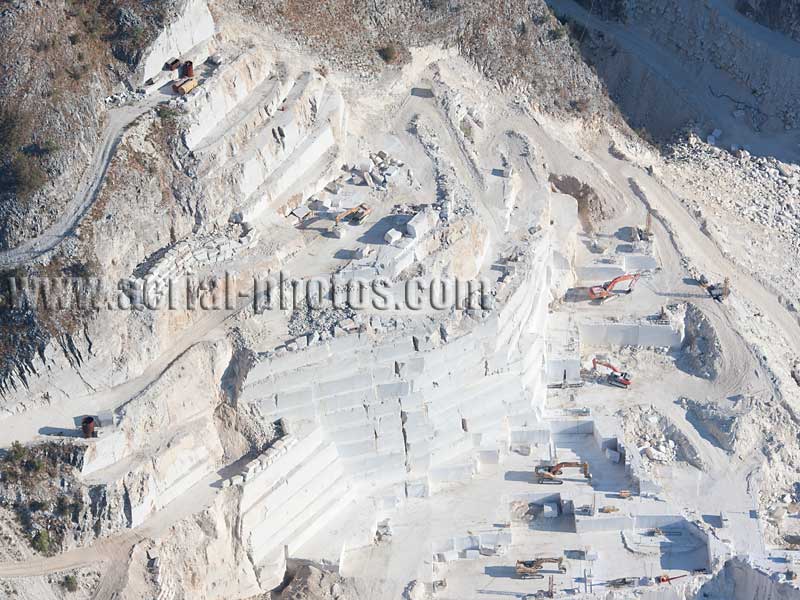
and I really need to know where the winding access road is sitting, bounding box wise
[0,91,170,269]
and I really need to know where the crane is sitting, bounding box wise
[591,358,633,389]
[535,461,592,484]
[589,273,641,301]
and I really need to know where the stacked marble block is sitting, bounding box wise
[432,531,514,564]
[183,51,275,150]
[239,230,553,495]
[236,426,355,589]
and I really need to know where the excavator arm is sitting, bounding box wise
[535,462,592,480]
[589,273,641,300]
[592,358,620,373]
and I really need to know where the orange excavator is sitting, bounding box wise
[535,462,592,485]
[591,357,633,389]
[589,273,641,301]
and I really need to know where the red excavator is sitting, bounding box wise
[535,462,592,485]
[592,358,633,389]
[656,574,688,585]
[589,273,641,301]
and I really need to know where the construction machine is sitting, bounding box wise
[591,358,633,389]
[707,277,730,302]
[656,574,688,585]
[535,462,592,485]
[515,557,566,579]
[588,273,641,301]
[631,213,654,243]
[329,203,372,233]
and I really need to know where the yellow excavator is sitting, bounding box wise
[515,557,567,579]
[329,203,372,233]
[535,461,592,485]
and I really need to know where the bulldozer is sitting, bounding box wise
[515,557,567,579]
[588,273,641,301]
[535,462,592,485]
[591,357,633,389]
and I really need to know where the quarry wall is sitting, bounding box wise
[231,228,557,583]
[138,0,215,85]
[629,0,800,130]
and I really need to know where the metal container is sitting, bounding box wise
[81,416,95,438]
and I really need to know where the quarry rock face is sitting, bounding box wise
[1,0,800,598]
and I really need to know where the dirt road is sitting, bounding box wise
[0,91,170,269]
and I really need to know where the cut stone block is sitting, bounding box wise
[384,228,403,245]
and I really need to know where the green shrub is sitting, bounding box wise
[55,496,69,517]
[31,530,50,554]
[378,45,399,63]
[62,574,78,592]
[7,441,26,463]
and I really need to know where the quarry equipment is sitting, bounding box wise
[589,273,641,301]
[607,577,636,588]
[515,557,566,579]
[591,358,633,389]
[173,78,198,95]
[329,203,372,234]
[707,277,730,302]
[656,574,688,585]
[535,462,592,484]
[80,416,96,438]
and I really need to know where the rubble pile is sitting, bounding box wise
[665,131,800,307]
[279,564,364,600]
[412,117,475,221]
[680,397,740,453]
[287,296,357,340]
[680,303,722,380]
[345,150,404,190]
[620,406,705,472]
[668,132,800,238]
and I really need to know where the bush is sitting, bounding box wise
[10,157,47,197]
[55,496,70,517]
[548,25,567,40]
[62,575,78,592]
[31,530,50,554]
[7,441,26,463]
[378,45,399,63]
[156,106,180,122]
[0,109,47,197]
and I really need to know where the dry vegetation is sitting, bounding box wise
[0,441,86,555]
